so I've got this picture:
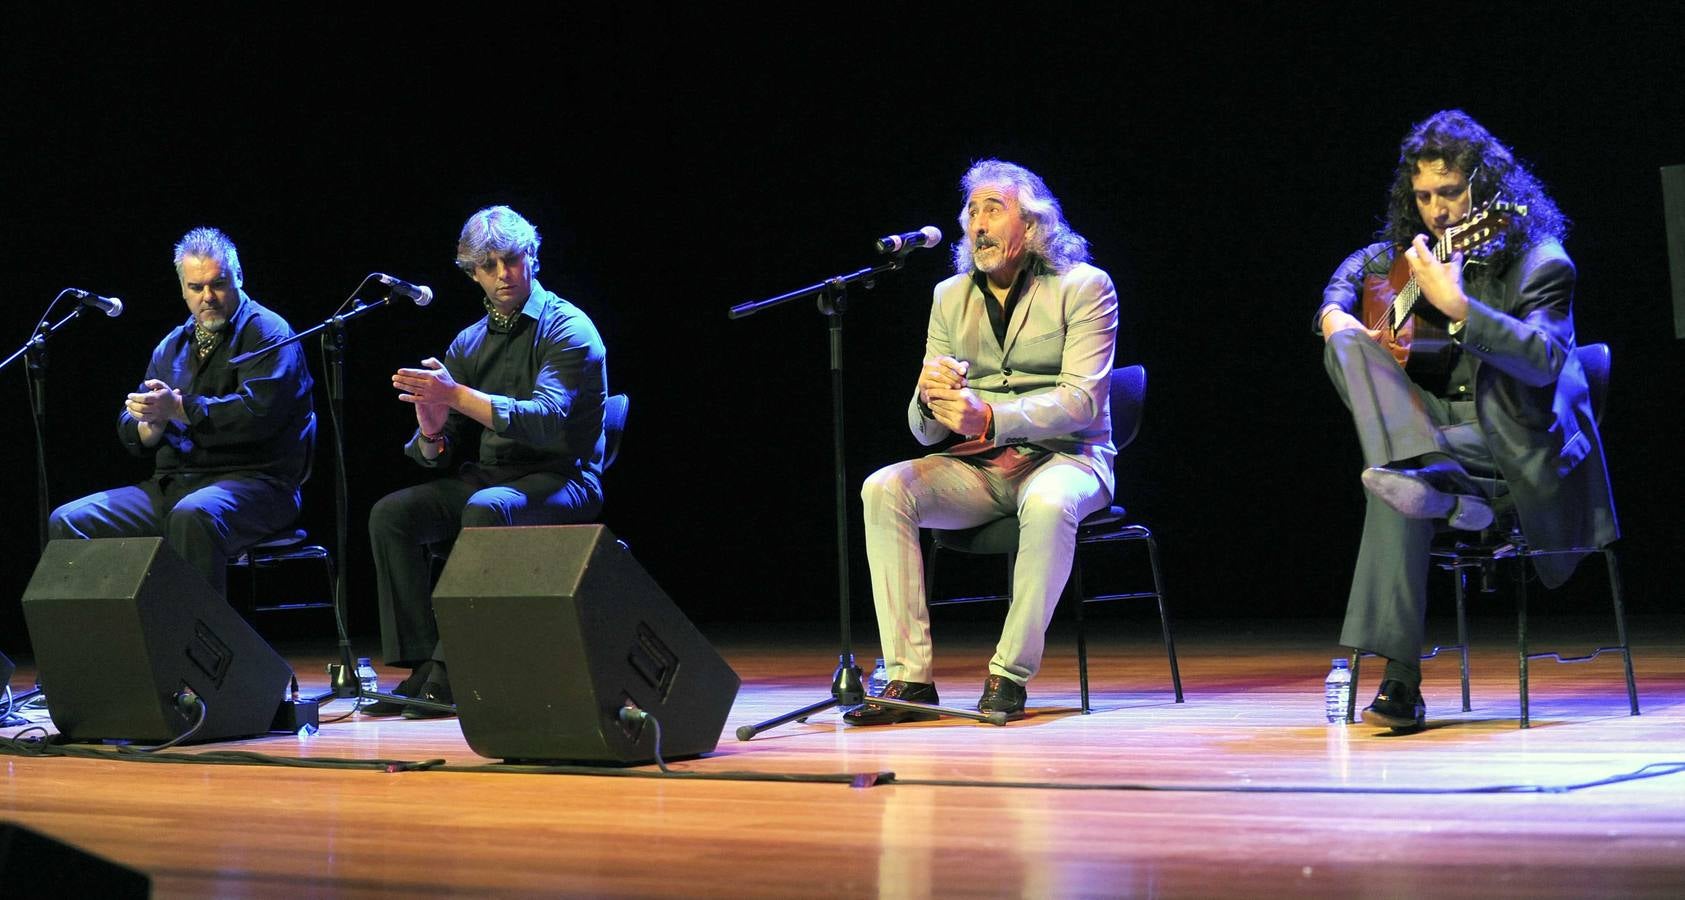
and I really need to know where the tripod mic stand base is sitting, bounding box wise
[358,689,457,716]
[735,692,1008,740]
[303,661,361,704]
[867,696,1009,726]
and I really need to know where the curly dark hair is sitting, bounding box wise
[1380,110,1569,266]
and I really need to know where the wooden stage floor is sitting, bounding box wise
[4,616,1684,897]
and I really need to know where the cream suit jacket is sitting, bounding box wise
[906,261,1120,499]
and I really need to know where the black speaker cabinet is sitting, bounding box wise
[0,822,149,897]
[21,538,292,744]
[1663,163,1685,339]
[433,525,740,764]
[0,829,149,896]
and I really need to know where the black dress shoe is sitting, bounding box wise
[1360,679,1426,732]
[843,680,940,726]
[401,677,456,719]
[358,664,432,717]
[977,674,1027,721]
[1361,458,1493,531]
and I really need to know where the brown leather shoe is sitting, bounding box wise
[977,674,1027,720]
[843,680,940,726]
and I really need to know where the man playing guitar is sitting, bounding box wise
[1316,110,1618,732]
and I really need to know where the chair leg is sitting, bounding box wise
[1517,559,1531,729]
[1346,651,1361,723]
[1605,549,1641,716]
[1145,534,1183,703]
[1071,554,1090,715]
[1455,566,1471,713]
[923,533,941,609]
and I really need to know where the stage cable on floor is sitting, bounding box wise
[4,707,1681,793]
[0,729,445,773]
[875,762,1685,795]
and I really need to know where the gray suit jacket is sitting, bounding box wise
[906,261,1120,499]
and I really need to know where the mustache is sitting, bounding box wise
[973,236,1000,250]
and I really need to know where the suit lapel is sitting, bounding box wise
[1000,276,1041,358]
[969,281,1003,360]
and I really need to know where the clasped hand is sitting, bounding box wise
[919,355,990,437]
[125,379,184,424]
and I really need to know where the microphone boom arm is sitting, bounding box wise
[727,257,907,320]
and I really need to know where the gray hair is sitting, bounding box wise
[173,226,243,287]
[455,205,542,275]
[952,159,1090,275]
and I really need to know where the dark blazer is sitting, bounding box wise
[1457,239,1618,585]
[1322,238,1620,586]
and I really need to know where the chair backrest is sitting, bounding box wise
[1577,343,1611,424]
[1109,365,1147,451]
[602,393,629,471]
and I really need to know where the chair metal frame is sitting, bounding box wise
[227,411,333,614]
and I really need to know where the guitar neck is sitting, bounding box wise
[1387,234,1451,330]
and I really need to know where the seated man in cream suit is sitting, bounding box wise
[847,159,1118,725]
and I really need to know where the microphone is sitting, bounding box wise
[376,273,434,307]
[875,226,943,255]
[69,288,124,318]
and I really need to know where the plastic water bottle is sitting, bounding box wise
[1324,658,1352,723]
[868,658,889,697]
[355,657,380,697]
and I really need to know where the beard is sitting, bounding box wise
[972,238,1004,273]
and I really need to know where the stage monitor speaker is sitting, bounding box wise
[0,822,149,897]
[20,538,293,744]
[433,525,740,765]
[1664,163,1685,339]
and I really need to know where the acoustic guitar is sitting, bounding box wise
[1361,197,1526,379]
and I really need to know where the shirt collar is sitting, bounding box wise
[970,264,1033,305]
[484,280,551,332]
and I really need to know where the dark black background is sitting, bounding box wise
[4,5,1681,653]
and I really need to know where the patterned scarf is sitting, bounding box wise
[482,297,524,331]
[193,323,222,360]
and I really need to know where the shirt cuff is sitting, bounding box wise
[489,395,513,433]
[1314,303,1345,333]
[181,394,209,425]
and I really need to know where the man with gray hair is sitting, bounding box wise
[847,160,1119,725]
[48,226,316,599]
[363,205,608,717]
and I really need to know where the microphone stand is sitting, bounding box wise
[2,290,104,715]
[3,292,95,552]
[728,254,1005,741]
[231,279,453,717]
